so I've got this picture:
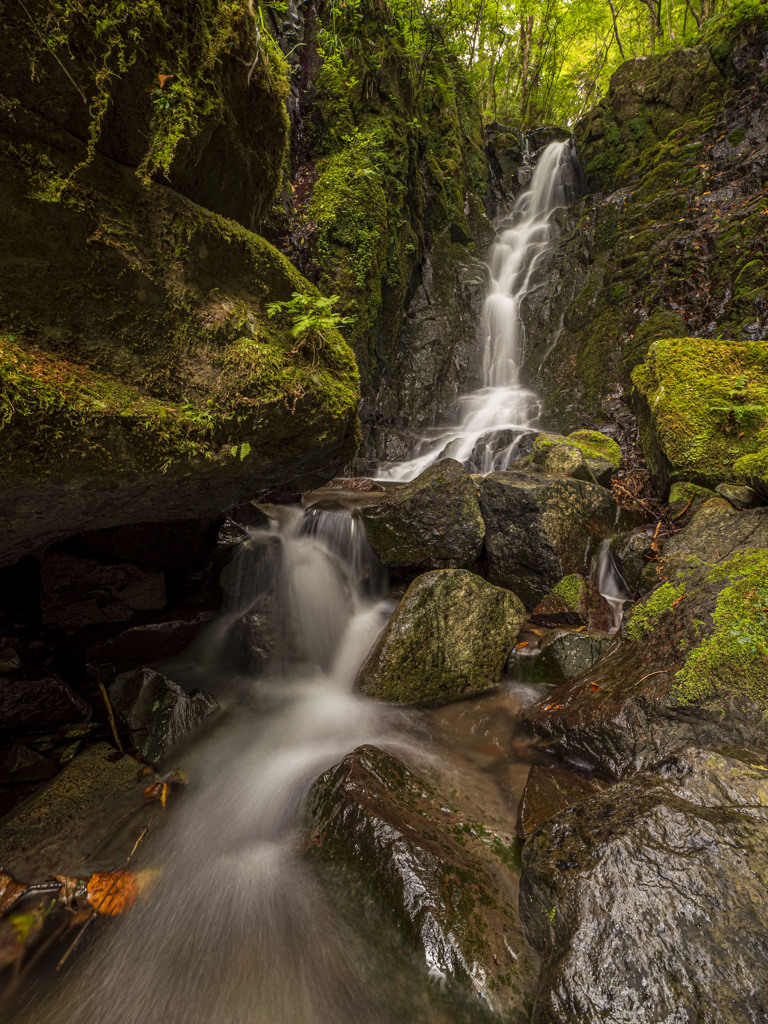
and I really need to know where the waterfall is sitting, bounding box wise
[592,539,633,634]
[379,140,575,482]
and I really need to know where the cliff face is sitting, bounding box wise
[521,11,768,434]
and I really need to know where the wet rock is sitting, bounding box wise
[661,497,768,579]
[520,746,768,1024]
[610,527,657,594]
[358,460,485,574]
[480,472,618,609]
[308,745,538,1016]
[0,675,91,736]
[40,553,166,631]
[522,538,768,779]
[86,613,216,669]
[515,765,603,839]
[0,649,21,674]
[0,743,58,784]
[531,574,614,630]
[667,480,718,518]
[632,337,768,493]
[108,668,217,763]
[0,742,148,878]
[715,481,764,509]
[356,569,524,707]
[80,518,221,570]
[538,629,614,682]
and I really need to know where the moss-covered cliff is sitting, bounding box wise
[0,0,360,565]
[521,8,768,434]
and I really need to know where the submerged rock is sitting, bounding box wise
[520,745,768,1024]
[356,569,524,707]
[515,765,603,839]
[108,668,217,762]
[308,745,538,1016]
[479,471,617,608]
[358,460,484,574]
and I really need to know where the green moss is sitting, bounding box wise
[625,581,686,641]
[549,575,587,613]
[728,128,747,146]
[632,337,768,489]
[674,550,768,709]
[567,430,621,468]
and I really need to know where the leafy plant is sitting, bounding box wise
[266,292,353,359]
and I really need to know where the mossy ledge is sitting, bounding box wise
[0,66,359,566]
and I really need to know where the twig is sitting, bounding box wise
[636,670,668,685]
[672,494,695,521]
[13,0,88,104]
[99,681,124,753]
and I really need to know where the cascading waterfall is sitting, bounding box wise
[592,539,633,633]
[13,512,410,1024]
[379,140,575,482]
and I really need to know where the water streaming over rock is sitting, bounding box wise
[379,140,578,482]
[592,539,633,633]
[13,515,414,1024]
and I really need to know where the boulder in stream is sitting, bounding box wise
[308,745,539,1017]
[530,430,619,487]
[108,667,217,763]
[515,765,604,839]
[520,745,768,1024]
[479,471,618,608]
[358,460,485,574]
[530,573,613,630]
[356,569,524,706]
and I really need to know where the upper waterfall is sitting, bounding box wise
[379,140,575,482]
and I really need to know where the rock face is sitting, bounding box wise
[0,1,360,568]
[632,337,768,493]
[356,569,524,706]
[0,675,91,737]
[108,668,218,763]
[519,15,768,432]
[520,746,768,1024]
[358,460,485,573]
[308,745,539,1016]
[522,503,768,778]
[479,472,618,608]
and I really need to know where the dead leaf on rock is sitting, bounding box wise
[0,874,28,914]
[144,781,169,807]
[86,872,138,917]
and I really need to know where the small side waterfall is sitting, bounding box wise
[592,539,633,633]
[379,140,577,482]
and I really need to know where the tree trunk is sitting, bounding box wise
[607,0,625,58]
[519,14,535,121]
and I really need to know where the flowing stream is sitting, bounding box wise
[12,511,542,1024]
[379,141,574,482]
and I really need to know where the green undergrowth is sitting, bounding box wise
[674,550,768,710]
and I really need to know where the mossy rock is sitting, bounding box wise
[355,569,525,706]
[531,574,614,632]
[530,433,616,487]
[567,430,621,468]
[631,337,768,494]
[522,499,768,779]
[0,112,359,565]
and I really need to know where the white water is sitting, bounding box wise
[379,141,572,482]
[592,539,633,633]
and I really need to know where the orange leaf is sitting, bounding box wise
[590,682,600,692]
[515,641,529,650]
[157,73,174,89]
[144,781,169,807]
[0,874,27,914]
[86,872,138,917]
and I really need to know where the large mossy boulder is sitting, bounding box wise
[530,431,619,486]
[358,460,485,573]
[0,2,360,567]
[356,569,524,706]
[307,745,538,1017]
[522,501,768,779]
[479,472,618,609]
[520,745,768,1024]
[631,336,768,494]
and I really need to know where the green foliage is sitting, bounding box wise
[266,292,354,365]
